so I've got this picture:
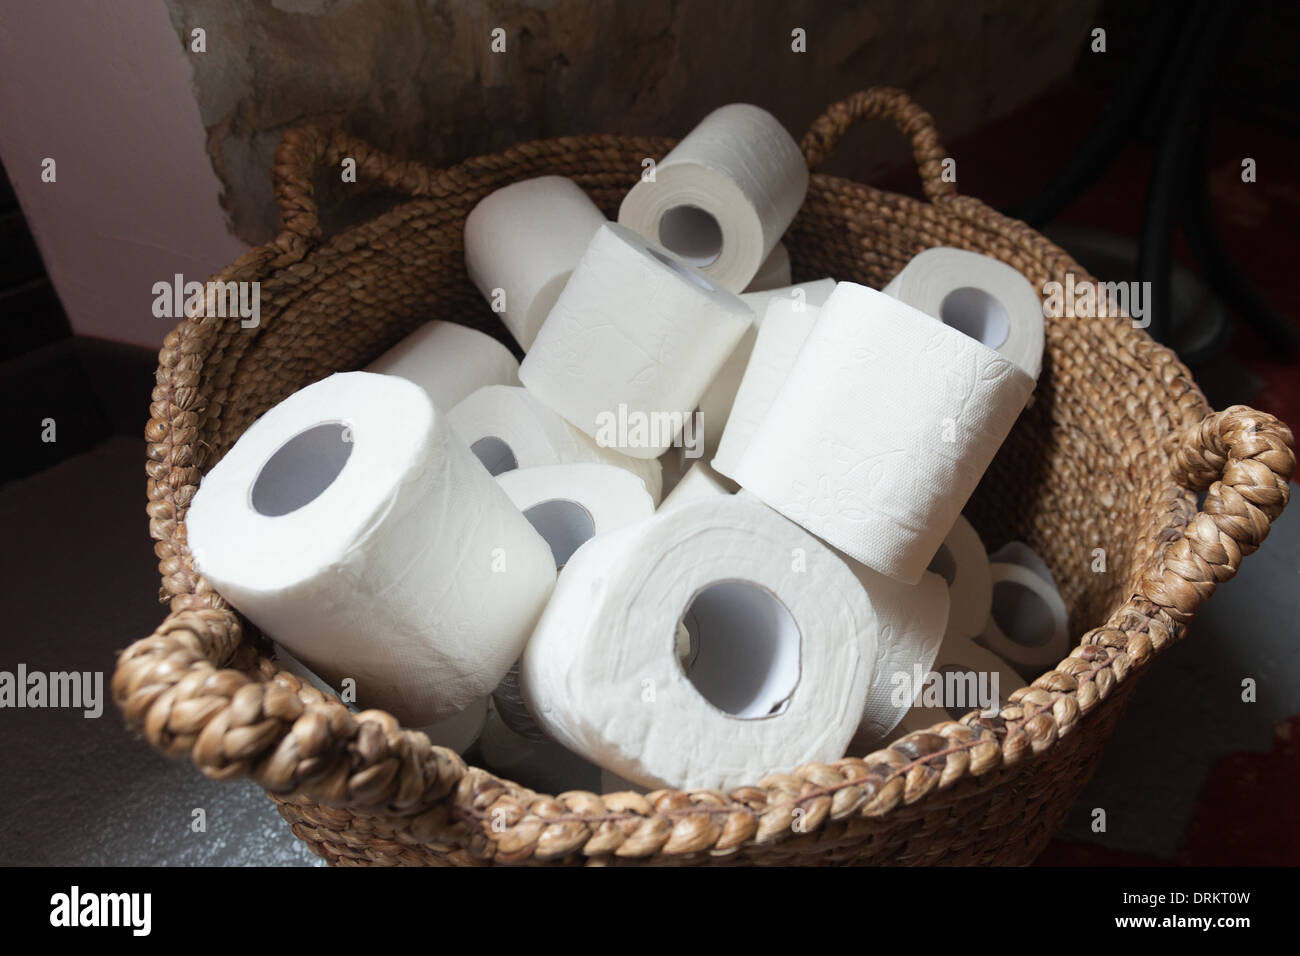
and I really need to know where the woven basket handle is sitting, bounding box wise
[113,603,469,812]
[1138,405,1293,623]
[272,126,438,247]
[801,88,957,202]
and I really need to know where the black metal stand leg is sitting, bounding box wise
[1006,5,1181,230]
[1136,1,1223,345]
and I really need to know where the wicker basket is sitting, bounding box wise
[114,88,1294,866]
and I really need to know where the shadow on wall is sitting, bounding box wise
[164,0,1100,244]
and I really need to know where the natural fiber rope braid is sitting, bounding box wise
[1144,406,1293,621]
[800,87,956,201]
[439,597,1163,863]
[114,88,1294,865]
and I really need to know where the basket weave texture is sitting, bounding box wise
[113,89,1294,866]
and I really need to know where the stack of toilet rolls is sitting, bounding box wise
[185,102,1069,795]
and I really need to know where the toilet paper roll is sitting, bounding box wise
[750,496,949,747]
[273,641,488,753]
[489,662,549,743]
[927,515,993,643]
[883,247,1045,380]
[979,561,1071,674]
[464,176,606,349]
[733,282,1036,585]
[702,279,835,468]
[696,320,757,462]
[712,294,823,480]
[413,697,489,754]
[619,103,809,292]
[479,702,603,794]
[989,540,1057,587]
[490,462,657,740]
[739,277,837,319]
[186,371,556,725]
[655,444,691,499]
[519,496,878,791]
[658,461,738,512]
[743,241,792,293]
[495,463,657,567]
[843,564,950,749]
[365,320,519,411]
[519,223,752,459]
[892,639,1025,738]
[448,385,663,504]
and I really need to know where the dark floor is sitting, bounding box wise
[0,438,320,866]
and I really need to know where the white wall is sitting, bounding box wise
[0,0,247,349]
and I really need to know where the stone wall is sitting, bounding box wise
[165,0,1099,243]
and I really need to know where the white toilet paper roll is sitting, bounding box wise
[747,496,950,747]
[658,461,737,512]
[619,103,809,292]
[702,279,836,468]
[712,295,823,480]
[519,223,752,459]
[739,277,837,319]
[893,639,1025,737]
[463,176,606,349]
[883,247,1045,380]
[733,282,1036,585]
[448,385,663,504]
[412,697,488,754]
[490,462,657,740]
[495,463,656,567]
[186,372,556,725]
[843,564,950,749]
[656,444,692,499]
[743,241,792,293]
[978,561,1071,674]
[365,320,519,411]
[927,515,993,643]
[989,540,1058,587]
[489,662,549,743]
[520,496,878,791]
[479,702,603,794]
[696,320,757,462]
[273,641,488,753]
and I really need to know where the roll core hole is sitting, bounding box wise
[657,205,723,269]
[521,499,597,568]
[250,422,353,517]
[991,579,1054,647]
[927,543,957,587]
[471,436,518,476]
[678,581,800,719]
[940,287,1010,351]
